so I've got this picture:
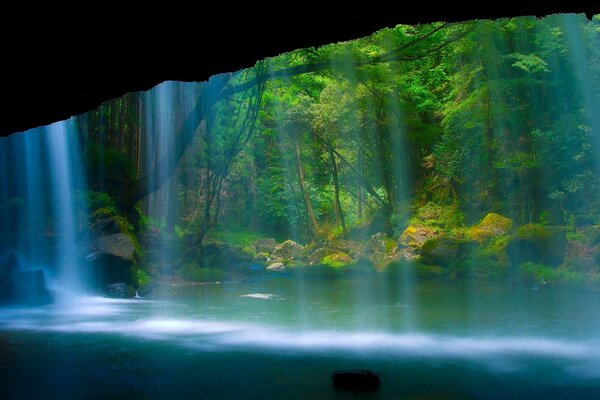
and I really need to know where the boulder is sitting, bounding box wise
[399,225,438,248]
[272,240,304,259]
[254,238,276,254]
[87,218,122,240]
[321,251,353,268]
[365,232,387,254]
[99,283,136,299]
[420,237,477,266]
[93,233,135,261]
[469,213,513,241]
[506,224,567,267]
[0,269,53,306]
[86,217,137,288]
[266,262,286,271]
[308,247,335,264]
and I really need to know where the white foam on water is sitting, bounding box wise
[240,293,275,300]
[2,296,600,381]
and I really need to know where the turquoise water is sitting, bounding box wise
[1,276,600,399]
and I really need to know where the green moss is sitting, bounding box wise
[566,231,586,243]
[411,202,464,230]
[468,213,512,241]
[180,264,225,282]
[514,223,551,240]
[384,237,397,254]
[321,252,352,268]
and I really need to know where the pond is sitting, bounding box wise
[1,276,600,399]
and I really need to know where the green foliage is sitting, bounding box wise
[510,53,550,73]
[210,226,263,248]
[518,262,588,287]
[134,268,152,288]
[180,264,225,282]
[86,191,117,214]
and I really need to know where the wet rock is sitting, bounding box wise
[253,238,276,254]
[332,370,380,391]
[266,262,286,271]
[0,269,53,306]
[507,224,567,267]
[272,240,304,259]
[469,213,513,241]
[100,283,136,299]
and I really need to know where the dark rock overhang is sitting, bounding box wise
[2,1,598,137]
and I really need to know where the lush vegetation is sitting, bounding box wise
[46,15,600,289]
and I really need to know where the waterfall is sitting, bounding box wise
[0,119,89,293]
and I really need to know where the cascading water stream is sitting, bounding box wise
[0,119,89,296]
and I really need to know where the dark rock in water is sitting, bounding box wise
[506,224,567,267]
[99,283,136,299]
[0,269,53,306]
[332,370,380,391]
[88,229,136,288]
[253,238,276,254]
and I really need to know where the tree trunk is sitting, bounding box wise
[295,137,319,237]
[357,139,363,219]
[329,147,346,233]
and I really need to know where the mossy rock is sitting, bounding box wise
[321,252,353,268]
[399,225,438,248]
[420,237,478,266]
[468,213,513,241]
[272,240,304,259]
[506,224,567,267]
